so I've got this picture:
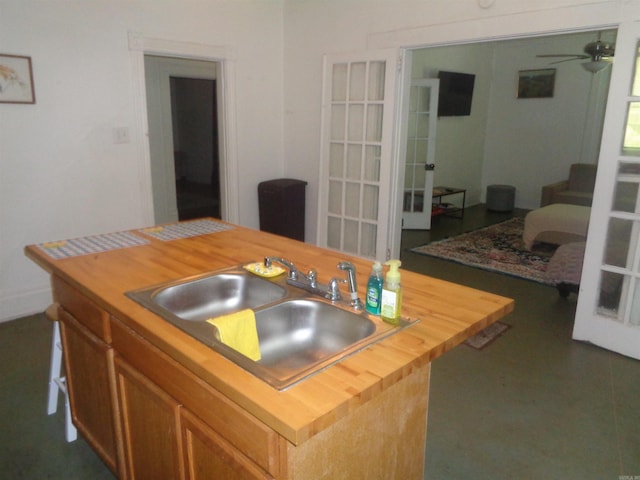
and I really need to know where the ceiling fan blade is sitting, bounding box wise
[535,36,615,67]
[536,53,590,64]
[536,54,590,59]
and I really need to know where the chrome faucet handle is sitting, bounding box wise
[337,261,364,310]
[307,269,317,288]
[326,278,342,301]
[264,256,298,280]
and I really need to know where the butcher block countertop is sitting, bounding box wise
[25,219,514,445]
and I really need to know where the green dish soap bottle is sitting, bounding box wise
[381,259,402,325]
[365,261,384,315]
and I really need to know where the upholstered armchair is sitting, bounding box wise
[540,163,597,207]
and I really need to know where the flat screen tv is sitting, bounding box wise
[437,71,475,117]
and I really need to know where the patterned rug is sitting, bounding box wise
[411,217,557,285]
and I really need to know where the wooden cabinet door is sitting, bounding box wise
[115,357,183,480]
[59,309,120,474]
[181,408,273,480]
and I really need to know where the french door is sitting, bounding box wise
[401,78,439,230]
[574,21,640,360]
[317,49,398,260]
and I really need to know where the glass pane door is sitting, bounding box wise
[319,51,397,260]
[574,22,640,360]
[597,46,640,321]
[402,79,438,230]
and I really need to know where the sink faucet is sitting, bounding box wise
[263,257,363,309]
[264,256,318,288]
[337,262,364,310]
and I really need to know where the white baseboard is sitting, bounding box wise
[0,284,53,323]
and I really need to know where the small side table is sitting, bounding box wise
[432,187,466,219]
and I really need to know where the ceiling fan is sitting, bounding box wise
[537,39,615,73]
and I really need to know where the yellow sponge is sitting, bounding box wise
[207,309,261,361]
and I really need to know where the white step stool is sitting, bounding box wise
[46,304,77,442]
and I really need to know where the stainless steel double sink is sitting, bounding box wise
[126,264,414,390]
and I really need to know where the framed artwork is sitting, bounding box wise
[0,54,35,104]
[517,68,555,99]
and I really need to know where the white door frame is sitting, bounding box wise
[144,56,218,224]
[378,10,640,357]
[388,48,412,259]
[371,6,635,261]
[128,32,239,225]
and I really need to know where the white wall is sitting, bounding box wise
[1,1,285,320]
[283,0,638,244]
[411,31,613,210]
[412,43,496,207]
[483,32,612,209]
[3,0,639,322]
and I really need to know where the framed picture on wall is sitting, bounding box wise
[0,54,35,104]
[517,68,555,99]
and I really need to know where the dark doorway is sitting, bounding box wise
[170,77,220,220]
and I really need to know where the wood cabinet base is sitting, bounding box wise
[57,278,432,479]
[284,364,430,479]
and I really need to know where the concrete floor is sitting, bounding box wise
[0,314,116,479]
[403,206,640,480]
[1,205,638,479]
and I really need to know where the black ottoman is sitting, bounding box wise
[486,184,516,212]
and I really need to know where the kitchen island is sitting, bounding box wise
[26,218,514,479]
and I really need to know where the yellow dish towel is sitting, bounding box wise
[207,309,261,361]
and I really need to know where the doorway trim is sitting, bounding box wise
[366,8,620,260]
[128,32,239,225]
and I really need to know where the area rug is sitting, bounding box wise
[464,322,511,350]
[410,217,556,285]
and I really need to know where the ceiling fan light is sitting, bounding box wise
[581,60,611,73]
